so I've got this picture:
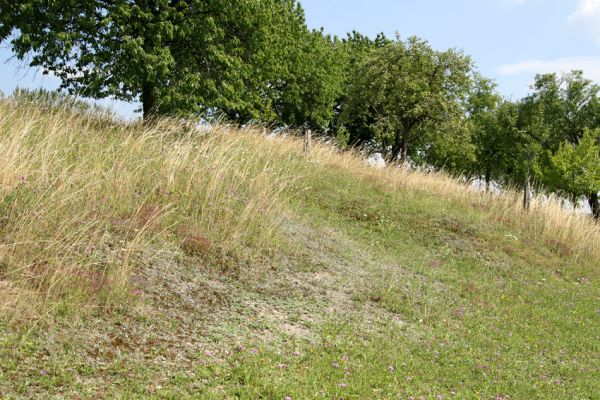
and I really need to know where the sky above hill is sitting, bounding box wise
[1,0,600,118]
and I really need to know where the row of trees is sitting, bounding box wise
[466,71,600,218]
[1,1,599,217]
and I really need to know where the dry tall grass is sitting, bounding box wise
[1,96,598,319]
[0,98,297,317]
[306,138,600,260]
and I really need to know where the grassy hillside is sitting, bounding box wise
[1,98,599,399]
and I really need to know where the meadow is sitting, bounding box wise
[0,97,599,399]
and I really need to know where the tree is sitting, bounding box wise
[0,0,297,120]
[522,71,600,213]
[528,71,600,146]
[270,26,347,131]
[342,36,474,163]
[471,99,517,190]
[549,129,600,218]
[430,74,502,179]
[332,31,390,147]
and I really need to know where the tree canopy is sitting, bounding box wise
[342,36,474,163]
[0,0,307,120]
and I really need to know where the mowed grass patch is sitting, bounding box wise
[283,160,600,398]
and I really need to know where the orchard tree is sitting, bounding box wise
[333,31,390,147]
[471,99,518,190]
[528,71,600,146]
[270,27,347,131]
[524,71,600,213]
[343,36,474,163]
[419,116,476,174]
[0,0,298,120]
[427,74,501,178]
[549,129,600,218]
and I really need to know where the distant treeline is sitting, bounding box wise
[1,1,599,217]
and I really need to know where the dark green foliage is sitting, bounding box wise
[341,36,475,163]
[270,26,347,131]
[0,0,305,120]
[548,129,600,206]
[332,31,390,147]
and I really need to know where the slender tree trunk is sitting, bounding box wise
[523,173,531,211]
[588,192,600,220]
[142,80,157,122]
[390,126,411,165]
[484,168,491,192]
[400,126,409,165]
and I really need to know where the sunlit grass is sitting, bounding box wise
[1,95,599,398]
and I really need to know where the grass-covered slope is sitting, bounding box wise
[1,98,599,399]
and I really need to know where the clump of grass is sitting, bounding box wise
[0,98,297,317]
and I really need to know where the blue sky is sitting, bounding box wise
[2,0,600,118]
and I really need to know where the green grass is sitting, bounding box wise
[1,98,599,399]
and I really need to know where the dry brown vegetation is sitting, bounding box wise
[1,96,599,321]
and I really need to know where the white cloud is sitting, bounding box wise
[569,0,600,42]
[496,56,600,81]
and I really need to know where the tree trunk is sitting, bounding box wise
[588,192,600,220]
[484,168,491,192]
[142,80,157,121]
[390,126,411,165]
[400,126,409,165]
[523,174,531,211]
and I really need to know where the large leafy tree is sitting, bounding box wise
[526,71,600,148]
[332,31,390,147]
[468,78,515,188]
[521,71,600,214]
[549,129,600,217]
[270,26,347,131]
[424,75,500,176]
[0,0,296,120]
[342,36,474,163]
